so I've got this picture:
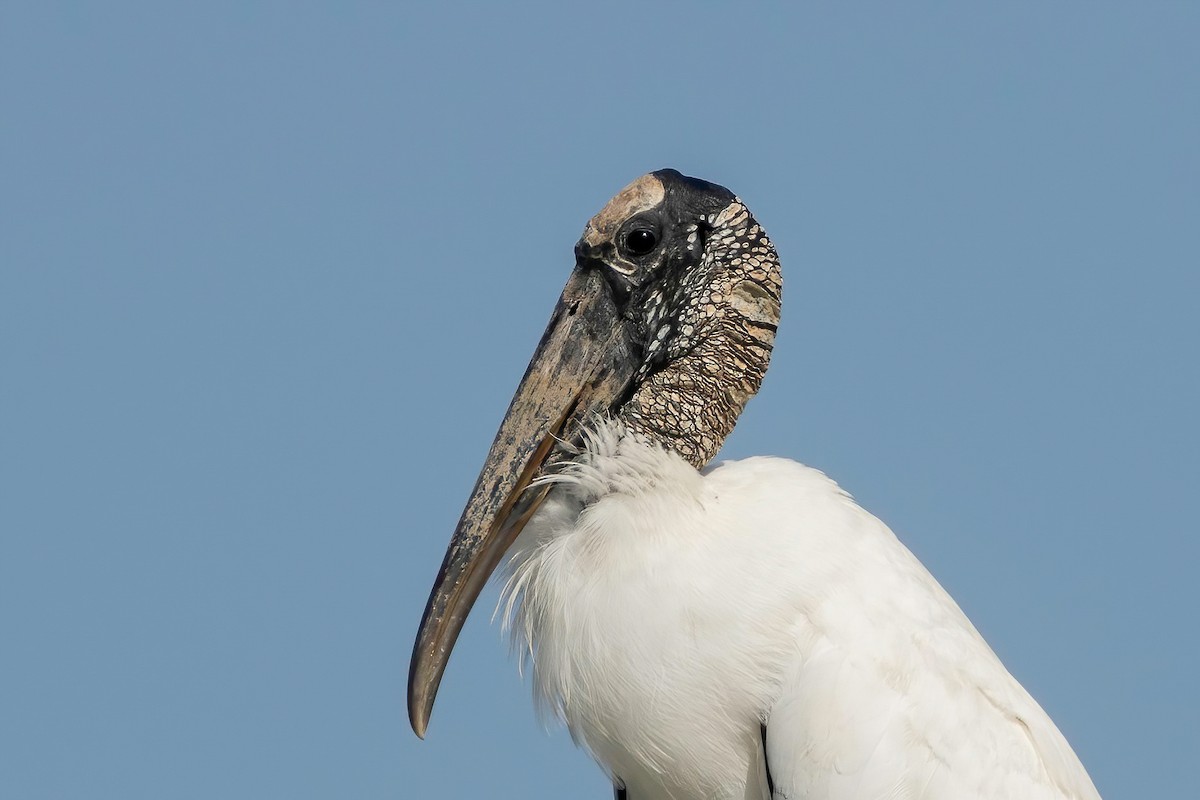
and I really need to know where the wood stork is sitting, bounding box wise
[409,170,1102,799]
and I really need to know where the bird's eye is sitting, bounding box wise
[624,228,658,256]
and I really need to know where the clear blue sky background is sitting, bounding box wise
[3,3,1197,798]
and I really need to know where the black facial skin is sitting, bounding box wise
[577,169,738,364]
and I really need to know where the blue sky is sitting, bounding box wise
[2,3,1197,797]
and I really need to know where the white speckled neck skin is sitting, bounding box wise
[618,197,781,467]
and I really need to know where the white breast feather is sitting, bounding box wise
[499,421,1100,800]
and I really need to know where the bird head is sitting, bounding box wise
[408,169,782,736]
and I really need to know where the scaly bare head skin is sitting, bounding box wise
[583,173,667,252]
[409,169,782,735]
[576,169,782,467]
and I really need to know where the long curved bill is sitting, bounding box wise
[408,265,636,737]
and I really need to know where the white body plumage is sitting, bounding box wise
[502,422,1100,800]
